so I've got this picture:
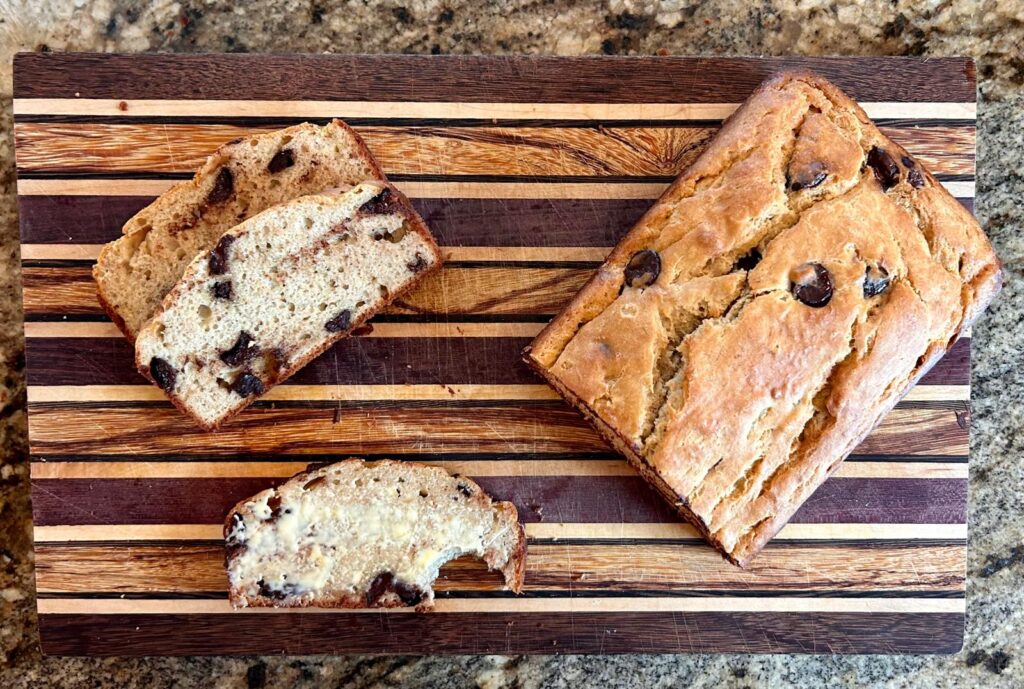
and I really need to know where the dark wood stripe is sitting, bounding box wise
[34,590,966,600]
[29,476,967,526]
[23,336,970,386]
[14,54,976,103]
[17,195,976,245]
[18,196,649,246]
[36,611,964,655]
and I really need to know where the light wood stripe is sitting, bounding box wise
[32,522,969,543]
[19,244,611,263]
[14,179,977,199]
[23,322,969,340]
[22,321,544,339]
[12,98,978,121]
[27,460,967,480]
[26,384,562,403]
[35,597,965,615]
[25,384,968,405]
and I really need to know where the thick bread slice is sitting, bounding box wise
[225,459,527,610]
[135,182,441,430]
[94,119,383,340]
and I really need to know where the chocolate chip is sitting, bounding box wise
[257,578,298,600]
[907,167,925,188]
[231,372,264,397]
[220,331,259,367]
[789,161,828,191]
[624,249,661,288]
[213,281,232,299]
[209,234,235,276]
[266,494,282,521]
[457,482,474,498]
[790,262,833,308]
[149,357,177,392]
[366,571,395,605]
[325,309,352,333]
[407,253,428,273]
[863,265,891,297]
[867,146,900,190]
[901,155,916,168]
[267,148,295,173]
[359,187,397,215]
[394,581,424,606]
[225,513,246,559]
[207,167,234,205]
[735,248,762,271]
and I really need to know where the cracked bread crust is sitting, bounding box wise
[135,182,441,431]
[225,459,526,610]
[525,71,1001,566]
[94,119,384,341]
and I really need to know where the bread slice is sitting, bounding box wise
[94,119,383,340]
[225,459,526,610]
[134,182,441,430]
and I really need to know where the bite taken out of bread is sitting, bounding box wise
[225,459,527,610]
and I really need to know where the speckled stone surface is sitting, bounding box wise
[1,1,1023,687]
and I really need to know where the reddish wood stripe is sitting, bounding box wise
[13,54,976,103]
[22,265,593,319]
[25,405,968,457]
[17,195,975,245]
[32,542,964,594]
[10,122,974,177]
[36,611,964,655]
[29,476,966,526]
[23,336,971,387]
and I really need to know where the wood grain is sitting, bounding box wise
[25,405,968,458]
[23,336,971,387]
[15,54,975,656]
[21,265,594,318]
[13,54,976,102]
[36,612,965,655]
[29,476,966,526]
[18,196,653,245]
[34,542,964,594]
[12,122,975,177]
[31,522,970,543]
[16,177,977,199]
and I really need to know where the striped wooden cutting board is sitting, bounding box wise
[14,54,975,655]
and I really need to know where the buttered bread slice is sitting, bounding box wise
[94,119,383,340]
[135,182,441,430]
[225,459,526,609]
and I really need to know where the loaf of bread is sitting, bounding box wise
[525,72,1001,566]
[135,182,441,430]
[225,459,526,609]
[94,120,383,340]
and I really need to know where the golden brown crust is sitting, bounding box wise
[525,70,1001,566]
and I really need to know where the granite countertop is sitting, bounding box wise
[1,1,1023,687]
